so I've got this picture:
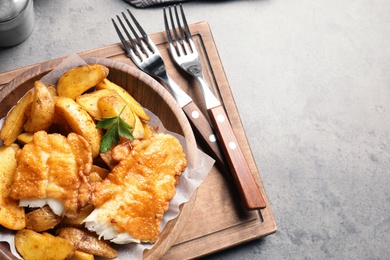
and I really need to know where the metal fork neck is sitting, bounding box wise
[186,64,202,76]
[157,73,192,108]
[194,73,221,109]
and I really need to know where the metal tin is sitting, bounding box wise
[0,0,34,47]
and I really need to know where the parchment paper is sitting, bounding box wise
[0,55,215,259]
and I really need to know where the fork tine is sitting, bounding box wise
[113,14,146,63]
[126,9,156,55]
[121,10,152,59]
[127,10,148,43]
[120,12,140,48]
[166,6,185,57]
[113,9,160,63]
[163,8,174,46]
[164,8,179,60]
[173,5,192,55]
[170,6,182,45]
[178,4,197,54]
[112,17,133,54]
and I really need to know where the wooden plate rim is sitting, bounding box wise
[0,56,198,259]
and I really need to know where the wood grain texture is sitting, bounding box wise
[0,22,277,259]
[182,101,227,168]
[208,105,266,209]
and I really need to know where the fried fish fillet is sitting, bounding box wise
[84,133,187,244]
[10,131,93,219]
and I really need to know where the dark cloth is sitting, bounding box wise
[124,0,188,8]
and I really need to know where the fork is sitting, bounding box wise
[112,10,227,169]
[164,4,266,210]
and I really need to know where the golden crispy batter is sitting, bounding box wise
[91,133,187,243]
[10,131,93,218]
[0,144,25,230]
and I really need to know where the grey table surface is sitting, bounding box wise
[1,0,389,259]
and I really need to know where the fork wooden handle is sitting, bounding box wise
[182,101,226,168]
[208,105,266,210]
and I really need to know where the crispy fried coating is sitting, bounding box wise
[10,131,93,218]
[90,133,187,243]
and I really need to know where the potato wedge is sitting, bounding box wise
[52,97,69,125]
[47,85,58,96]
[96,78,150,121]
[99,150,118,170]
[143,122,156,140]
[70,250,95,260]
[55,97,102,158]
[24,81,56,132]
[57,64,109,100]
[56,227,118,259]
[91,165,109,179]
[0,144,25,230]
[97,95,135,128]
[132,112,144,139]
[17,132,34,145]
[62,204,94,227]
[0,91,33,146]
[15,229,75,260]
[25,205,62,232]
[75,89,116,120]
[89,172,103,182]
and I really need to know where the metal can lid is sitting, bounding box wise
[0,0,29,22]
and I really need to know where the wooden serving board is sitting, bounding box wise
[0,22,276,259]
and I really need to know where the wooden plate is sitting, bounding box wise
[0,56,197,259]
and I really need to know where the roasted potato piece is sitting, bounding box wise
[0,144,25,230]
[99,150,118,170]
[132,112,144,139]
[17,132,34,145]
[97,95,136,128]
[143,122,156,140]
[15,229,75,260]
[62,204,94,227]
[25,205,62,232]
[55,96,102,158]
[70,250,95,260]
[0,91,33,146]
[91,165,109,179]
[89,172,103,182]
[24,81,55,132]
[76,89,116,120]
[51,97,66,124]
[96,78,150,121]
[56,227,118,259]
[57,64,109,100]
[47,84,58,96]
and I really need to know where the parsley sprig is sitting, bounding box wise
[96,106,134,153]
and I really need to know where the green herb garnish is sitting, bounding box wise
[96,106,133,153]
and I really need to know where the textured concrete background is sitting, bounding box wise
[1,0,390,259]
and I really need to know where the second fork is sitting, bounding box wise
[164,5,266,210]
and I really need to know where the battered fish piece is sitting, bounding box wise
[10,131,93,219]
[84,133,187,244]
